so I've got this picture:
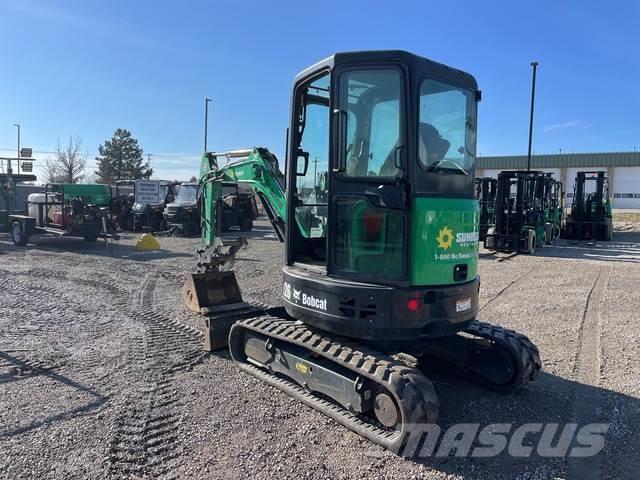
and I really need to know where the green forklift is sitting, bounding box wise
[475,177,497,241]
[485,170,553,254]
[541,173,564,243]
[564,171,612,241]
[183,51,541,452]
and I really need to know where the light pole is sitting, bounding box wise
[13,123,20,174]
[527,62,538,172]
[204,97,212,152]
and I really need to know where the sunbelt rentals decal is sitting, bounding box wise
[283,281,328,311]
[435,226,478,261]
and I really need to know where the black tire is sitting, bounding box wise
[84,232,98,242]
[484,227,495,249]
[118,215,132,231]
[240,218,253,232]
[604,219,613,241]
[527,230,536,255]
[545,223,553,245]
[10,222,28,246]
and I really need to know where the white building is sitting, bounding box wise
[476,152,640,209]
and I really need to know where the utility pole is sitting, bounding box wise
[313,156,319,190]
[527,62,538,172]
[12,123,20,175]
[204,97,212,152]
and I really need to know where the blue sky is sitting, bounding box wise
[1,0,638,180]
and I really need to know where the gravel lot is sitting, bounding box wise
[1,219,639,479]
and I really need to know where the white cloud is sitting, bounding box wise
[543,120,581,132]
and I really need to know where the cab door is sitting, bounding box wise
[327,66,409,284]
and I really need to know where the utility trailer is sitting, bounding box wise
[1,174,36,232]
[475,177,497,241]
[485,170,552,254]
[8,183,115,246]
[564,171,612,241]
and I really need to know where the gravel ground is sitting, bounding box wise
[1,219,639,479]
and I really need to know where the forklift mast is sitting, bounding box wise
[475,177,497,240]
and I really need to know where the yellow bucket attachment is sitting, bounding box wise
[135,233,161,251]
[182,270,243,314]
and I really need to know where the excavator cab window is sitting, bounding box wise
[415,79,476,197]
[330,67,406,281]
[340,69,402,178]
[295,74,329,240]
[288,72,331,266]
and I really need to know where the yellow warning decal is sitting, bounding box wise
[295,362,309,374]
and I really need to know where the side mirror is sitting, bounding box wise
[296,150,309,176]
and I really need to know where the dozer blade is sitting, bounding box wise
[182,270,243,314]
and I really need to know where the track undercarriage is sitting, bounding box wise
[201,308,541,452]
[184,231,541,452]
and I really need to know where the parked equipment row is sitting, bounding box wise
[477,170,612,254]
[6,179,257,246]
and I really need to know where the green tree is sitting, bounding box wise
[95,129,152,183]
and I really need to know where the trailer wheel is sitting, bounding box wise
[10,221,28,246]
[526,230,536,255]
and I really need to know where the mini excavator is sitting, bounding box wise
[183,51,541,451]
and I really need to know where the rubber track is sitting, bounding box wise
[229,315,440,453]
[421,320,541,392]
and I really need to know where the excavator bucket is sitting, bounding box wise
[182,270,243,314]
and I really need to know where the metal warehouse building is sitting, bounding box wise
[477,152,640,209]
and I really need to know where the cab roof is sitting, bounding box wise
[294,50,478,91]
